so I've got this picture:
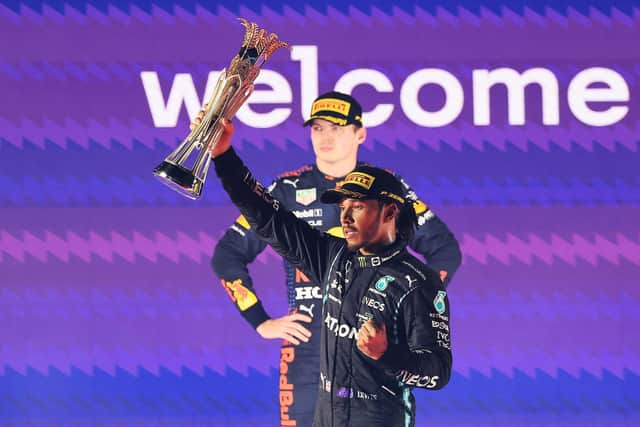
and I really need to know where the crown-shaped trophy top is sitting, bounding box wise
[228,18,289,81]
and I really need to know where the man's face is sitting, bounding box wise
[339,198,388,254]
[310,119,365,168]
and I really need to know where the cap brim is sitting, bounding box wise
[303,115,349,127]
[320,188,367,204]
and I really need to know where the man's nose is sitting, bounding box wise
[340,208,353,224]
[320,132,333,142]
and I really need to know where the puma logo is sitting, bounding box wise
[405,275,418,288]
[299,303,315,318]
[283,178,300,188]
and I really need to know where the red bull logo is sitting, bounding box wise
[279,346,296,426]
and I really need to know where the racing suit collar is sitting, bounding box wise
[352,239,406,269]
[316,161,369,182]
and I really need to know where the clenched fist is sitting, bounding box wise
[356,319,388,360]
[189,103,234,158]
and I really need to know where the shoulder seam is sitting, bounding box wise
[277,164,314,179]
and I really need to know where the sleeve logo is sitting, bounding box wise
[221,279,258,311]
[433,290,447,314]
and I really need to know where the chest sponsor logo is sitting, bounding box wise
[433,290,447,314]
[295,269,311,283]
[292,208,323,218]
[296,188,317,206]
[374,275,394,292]
[324,313,358,339]
[282,178,300,188]
[405,275,418,288]
[358,255,384,267]
[362,296,385,312]
[295,286,322,300]
[299,303,315,319]
[397,371,439,388]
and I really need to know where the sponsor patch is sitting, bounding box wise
[292,208,323,218]
[311,98,351,116]
[221,279,258,311]
[296,188,317,206]
[362,296,385,312]
[397,371,439,388]
[343,172,375,190]
[413,199,428,215]
[433,290,447,314]
[374,275,394,292]
[235,215,251,230]
[279,346,296,425]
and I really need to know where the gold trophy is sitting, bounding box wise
[153,19,288,199]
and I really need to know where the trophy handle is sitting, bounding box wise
[191,84,254,188]
[190,83,253,188]
[153,80,255,200]
[153,19,287,200]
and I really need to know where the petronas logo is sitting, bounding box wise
[433,291,447,314]
[375,275,394,292]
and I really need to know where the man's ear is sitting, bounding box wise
[356,127,367,145]
[384,203,399,222]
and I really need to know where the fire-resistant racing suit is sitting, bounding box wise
[213,148,453,427]
[213,160,460,426]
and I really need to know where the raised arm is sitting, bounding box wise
[211,123,342,289]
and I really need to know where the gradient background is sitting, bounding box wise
[1,1,639,426]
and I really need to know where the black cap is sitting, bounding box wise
[321,165,405,205]
[303,91,363,127]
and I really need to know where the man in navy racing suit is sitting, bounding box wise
[208,118,454,427]
[210,92,460,426]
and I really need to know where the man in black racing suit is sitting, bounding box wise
[211,92,460,426]
[209,118,454,426]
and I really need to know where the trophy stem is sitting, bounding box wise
[153,18,288,200]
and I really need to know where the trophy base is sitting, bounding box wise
[153,161,204,200]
